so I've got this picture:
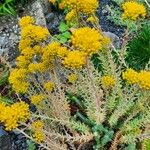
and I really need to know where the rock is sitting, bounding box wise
[11,132,28,150]
[103,31,120,48]
[0,49,4,55]
[46,12,63,33]
[0,126,12,150]
[45,13,55,23]
[41,0,52,14]
[0,37,6,46]
[9,33,18,41]
[27,0,47,27]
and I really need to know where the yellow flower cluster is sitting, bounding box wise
[0,101,30,131]
[18,16,50,71]
[65,10,77,22]
[32,120,44,130]
[68,73,78,83]
[19,39,32,51]
[28,62,47,73]
[44,81,55,92]
[31,120,45,143]
[21,24,50,42]
[122,1,146,20]
[43,42,68,58]
[122,68,139,84]
[31,94,45,105]
[63,51,86,69]
[138,71,150,90]
[71,27,110,55]
[101,75,116,88]
[63,0,98,14]
[9,69,29,93]
[19,16,49,43]
[19,16,35,28]
[9,16,52,93]
[122,69,150,90]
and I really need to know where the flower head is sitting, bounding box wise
[44,81,55,92]
[138,70,150,90]
[68,73,78,83]
[9,69,29,93]
[71,27,109,55]
[32,120,44,130]
[65,10,77,22]
[31,120,45,143]
[101,75,116,88]
[122,68,139,84]
[31,94,45,105]
[32,131,45,143]
[63,0,98,14]
[21,24,50,42]
[63,51,86,69]
[122,2,146,20]
[0,101,30,131]
[19,16,35,28]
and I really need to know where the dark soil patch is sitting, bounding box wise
[97,0,125,37]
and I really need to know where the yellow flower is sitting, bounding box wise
[32,131,45,143]
[71,27,109,55]
[31,94,45,105]
[19,16,35,28]
[65,10,77,22]
[9,69,29,93]
[122,1,146,20]
[42,42,68,64]
[101,75,116,88]
[19,39,32,51]
[32,45,44,55]
[0,101,30,131]
[16,55,31,68]
[122,68,139,84]
[63,51,86,69]
[123,69,150,90]
[68,73,78,83]
[21,47,35,57]
[11,101,30,122]
[28,63,47,73]
[44,81,55,92]
[138,71,150,90]
[63,0,98,14]
[0,103,6,120]
[31,120,45,143]
[43,42,61,57]
[21,24,50,42]
[56,46,69,58]
[32,120,44,130]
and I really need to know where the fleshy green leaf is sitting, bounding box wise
[59,22,69,32]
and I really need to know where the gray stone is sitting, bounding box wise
[29,0,47,27]
[0,37,6,46]
[45,13,55,23]
[41,0,52,14]
[0,126,12,150]
[46,13,63,32]
[0,49,4,55]
[9,33,18,41]
[103,31,121,48]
